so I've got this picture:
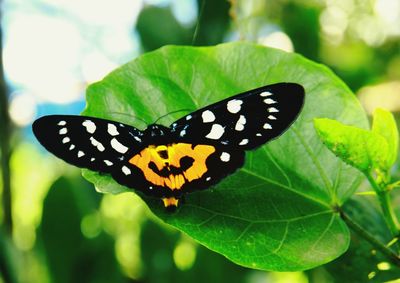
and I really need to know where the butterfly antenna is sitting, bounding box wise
[107,112,149,126]
[153,109,194,124]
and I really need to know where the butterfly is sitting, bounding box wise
[33,83,305,209]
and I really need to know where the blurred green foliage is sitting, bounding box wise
[2,0,400,282]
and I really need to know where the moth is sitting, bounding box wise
[33,83,305,208]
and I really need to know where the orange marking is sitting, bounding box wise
[129,143,215,190]
[162,197,179,207]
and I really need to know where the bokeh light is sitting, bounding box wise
[173,237,197,271]
[8,91,37,126]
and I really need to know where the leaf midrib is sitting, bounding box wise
[186,203,332,225]
[239,168,331,209]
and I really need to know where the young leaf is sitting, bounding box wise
[82,43,368,271]
[314,118,389,173]
[372,108,399,169]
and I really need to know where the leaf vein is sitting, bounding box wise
[310,213,336,252]
[185,203,332,224]
[290,127,333,195]
[240,168,330,208]
[272,222,289,254]
[262,147,293,188]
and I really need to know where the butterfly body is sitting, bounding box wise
[33,83,305,208]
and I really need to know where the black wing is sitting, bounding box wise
[32,115,144,173]
[170,83,305,150]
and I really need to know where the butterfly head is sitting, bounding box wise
[144,124,170,142]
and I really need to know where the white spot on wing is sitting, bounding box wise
[268,115,277,120]
[205,124,224,140]
[62,137,70,143]
[260,91,272,97]
[82,120,96,134]
[206,177,211,181]
[90,137,105,152]
[90,158,95,162]
[256,133,262,137]
[58,121,66,126]
[69,144,75,150]
[59,128,67,135]
[111,138,128,153]
[220,152,230,162]
[78,151,85,158]
[108,123,119,136]
[268,107,279,113]
[186,115,192,120]
[263,123,272,129]
[227,99,243,114]
[239,139,249,145]
[235,115,246,131]
[202,110,215,123]
[263,98,276,104]
[104,160,113,166]
[122,166,131,175]
[180,130,186,137]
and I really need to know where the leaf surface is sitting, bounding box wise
[314,118,388,173]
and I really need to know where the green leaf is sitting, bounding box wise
[314,118,388,173]
[82,43,368,271]
[372,108,399,169]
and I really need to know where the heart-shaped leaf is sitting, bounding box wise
[82,43,368,271]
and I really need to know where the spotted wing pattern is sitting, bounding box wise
[170,83,305,150]
[32,115,144,173]
[32,115,242,200]
[32,83,305,208]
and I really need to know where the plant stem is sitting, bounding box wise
[340,210,400,267]
[0,2,12,235]
[0,228,17,283]
[366,173,400,239]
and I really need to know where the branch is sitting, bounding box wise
[340,210,400,267]
[366,173,400,236]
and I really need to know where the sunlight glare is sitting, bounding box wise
[3,14,83,104]
[82,52,118,84]
[8,91,37,127]
[320,6,348,44]
[258,31,294,52]
[375,0,400,36]
[358,81,400,114]
[171,0,198,26]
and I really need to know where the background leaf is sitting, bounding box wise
[372,108,399,169]
[314,118,388,173]
[39,175,125,283]
[324,196,400,283]
[82,42,368,270]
